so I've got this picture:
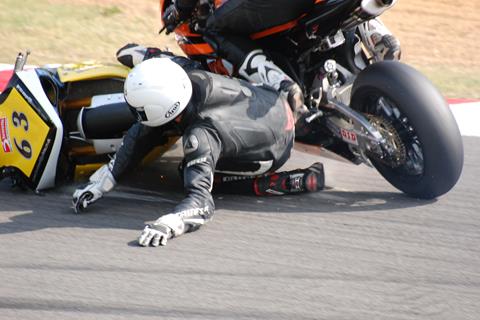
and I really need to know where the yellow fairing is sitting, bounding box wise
[0,88,50,177]
[140,136,180,166]
[57,62,129,83]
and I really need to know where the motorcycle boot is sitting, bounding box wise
[238,50,308,117]
[72,160,116,213]
[357,18,401,62]
[116,43,174,68]
[253,162,325,196]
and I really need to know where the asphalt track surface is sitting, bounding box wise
[1,134,479,320]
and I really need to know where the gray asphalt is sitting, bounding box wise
[1,137,479,320]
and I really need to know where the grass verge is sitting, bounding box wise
[1,0,477,99]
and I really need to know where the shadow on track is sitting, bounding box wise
[0,183,435,237]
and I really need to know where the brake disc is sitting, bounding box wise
[366,114,406,167]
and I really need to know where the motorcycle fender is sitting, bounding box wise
[57,62,129,83]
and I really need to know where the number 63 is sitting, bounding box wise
[12,111,32,159]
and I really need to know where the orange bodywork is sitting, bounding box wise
[179,42,215,56]
[175,23,199,37]
[251,15,304,40]
[251,0,326,39]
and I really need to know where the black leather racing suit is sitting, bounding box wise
[175,0,315,66]
[111,65,294,232]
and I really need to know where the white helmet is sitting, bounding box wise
[124,58,193,127]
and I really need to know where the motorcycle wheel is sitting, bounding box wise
[350,61,464,199]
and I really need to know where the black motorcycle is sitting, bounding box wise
[161,0,464,199]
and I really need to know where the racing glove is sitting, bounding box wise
[138,213,186,247]
[116,43,174,68]
[163,4,181,34]
[72,162,116,213]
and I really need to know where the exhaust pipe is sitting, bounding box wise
[361,0,397,16]
[77,101,136,140]
[342,0,397,29]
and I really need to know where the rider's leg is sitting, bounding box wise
[214,162,325,196]
[238,49,307,118]
[357,17,401,62]
[204,0,315,118]
[208,0,314,34]
[202,32,307,120]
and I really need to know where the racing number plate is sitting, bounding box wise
[0,88,50,178]
[340,128,358,145]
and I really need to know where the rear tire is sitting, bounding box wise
[351,61,463,199]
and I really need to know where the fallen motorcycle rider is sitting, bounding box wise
[72,57,325,247]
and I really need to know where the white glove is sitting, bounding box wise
[72,164,116,213]
[138,224,172,247]
[138,213,186,247]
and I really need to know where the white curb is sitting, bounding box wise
[449,102,480,137]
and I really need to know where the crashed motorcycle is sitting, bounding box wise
[160,0,464,199]
[0,0,464,199]
[0,52,176,192]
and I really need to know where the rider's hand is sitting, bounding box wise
[138,213,186,247]
[72,163,116,213]
[163,4,181,34]
[72,182,104,213]
[138,223,172,247]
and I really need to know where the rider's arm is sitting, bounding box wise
[111,123,172,181]
[162,0,198,34]
[138,122,220,246]
[72,123,170,213]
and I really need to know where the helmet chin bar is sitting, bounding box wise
[132,107,149,122]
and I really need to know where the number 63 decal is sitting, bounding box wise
[12,111,32,159]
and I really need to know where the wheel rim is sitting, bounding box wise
[364,95,424,176]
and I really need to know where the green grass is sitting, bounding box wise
[0,0,178,65]
[414,65,480,100]
[0,0,478,99]
[100,6,122,17]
